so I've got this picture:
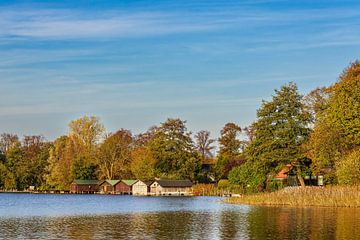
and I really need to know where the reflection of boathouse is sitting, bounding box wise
[150,180,193,196]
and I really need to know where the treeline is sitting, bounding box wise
[0,61,359,191]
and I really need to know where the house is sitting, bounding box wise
[70,180,101,194]
[99,180,120,194]
[132,180,153,195]
[150,180,193,196]
[272,164,298,187]
[115,179,137,194]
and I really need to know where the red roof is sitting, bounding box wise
[275,164,293,179]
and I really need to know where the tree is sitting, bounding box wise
[215,123,243,180]
[45,136,75,190]
[131,147,156,181]
[303,87,329,125]
[149,118,201,180]
[68,116,105,158]
[0,133,19,154]
[231,82,311,189]
[97,129,133,179]
[218,123,242,158]
[305,61,360,182]
[194,130,215,161]
[325,61,360,147]
[335,149,360,185]
[71,156,97,180]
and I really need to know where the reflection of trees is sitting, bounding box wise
[335,208,360,239]
[246,206,360,239]
[218,211,244,239]
[1,207,359,239]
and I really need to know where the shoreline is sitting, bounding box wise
[225,185,360,208]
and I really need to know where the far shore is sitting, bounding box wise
[225,185,360,208]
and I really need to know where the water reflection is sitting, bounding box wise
[0,195,359,239]
[247,206,360,240]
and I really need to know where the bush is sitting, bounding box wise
[228,162,266,193]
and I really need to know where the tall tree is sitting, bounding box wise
[149,118,201,180]
[215,123,243,180]
[0,133,19,154]
[45,136,74,190]
[218,123,242,158]
[195,130,215,161]
[68,115,105,158]
[306,61,360,183]
[97,129,133,179]
[231,82,311,189]
[131,147,156,181]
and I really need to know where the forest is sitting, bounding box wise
[0,61,359,191]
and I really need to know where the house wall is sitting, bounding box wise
[99,183,114,193]
[70,184,99,193]
[115,182,132,194]
[150,182,191,195]
[132,181,149,195]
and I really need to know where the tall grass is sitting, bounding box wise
[226,185,360,207]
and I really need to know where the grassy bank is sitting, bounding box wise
[226,185,360,207]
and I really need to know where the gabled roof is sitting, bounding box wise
[72,179,101,185]
[154,180,192,187]
[121,179,137,186]
[100,180,121,186]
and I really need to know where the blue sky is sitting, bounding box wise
[0,0,359,140]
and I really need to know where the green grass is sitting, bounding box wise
[226,185,360,207]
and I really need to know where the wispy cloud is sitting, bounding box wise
[1,5,360,40]
[0,9,224,40]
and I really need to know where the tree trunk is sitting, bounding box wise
[297,174,305,187]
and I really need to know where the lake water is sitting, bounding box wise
[0,193,359,239]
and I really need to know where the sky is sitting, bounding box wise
[0,0,360,141]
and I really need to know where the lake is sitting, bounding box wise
[0,193,359,239]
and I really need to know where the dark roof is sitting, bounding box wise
[155,180,192,187]
[72,180,101,185]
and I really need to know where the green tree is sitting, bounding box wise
[230,82,311,189]
[131,147,156,181]
[149,118,201,180]
[45,136,75,189]
[71,156,97,180]
[325,61,360,147]
[306,61,360,182]
[97,129,133,179]
[215,123,243,180]
[335,149,360,184]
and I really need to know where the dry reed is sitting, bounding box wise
[226,185,360,207]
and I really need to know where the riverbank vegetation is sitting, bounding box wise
[0,61,359,192]
[226,185,360,207]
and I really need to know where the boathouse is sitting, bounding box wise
[132,180,153,195]
[99,180,120,194]
[70,180,100,194]
[150,180,193,196]
[115,179,137,194]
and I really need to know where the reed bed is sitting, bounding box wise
[226,185,360,207]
